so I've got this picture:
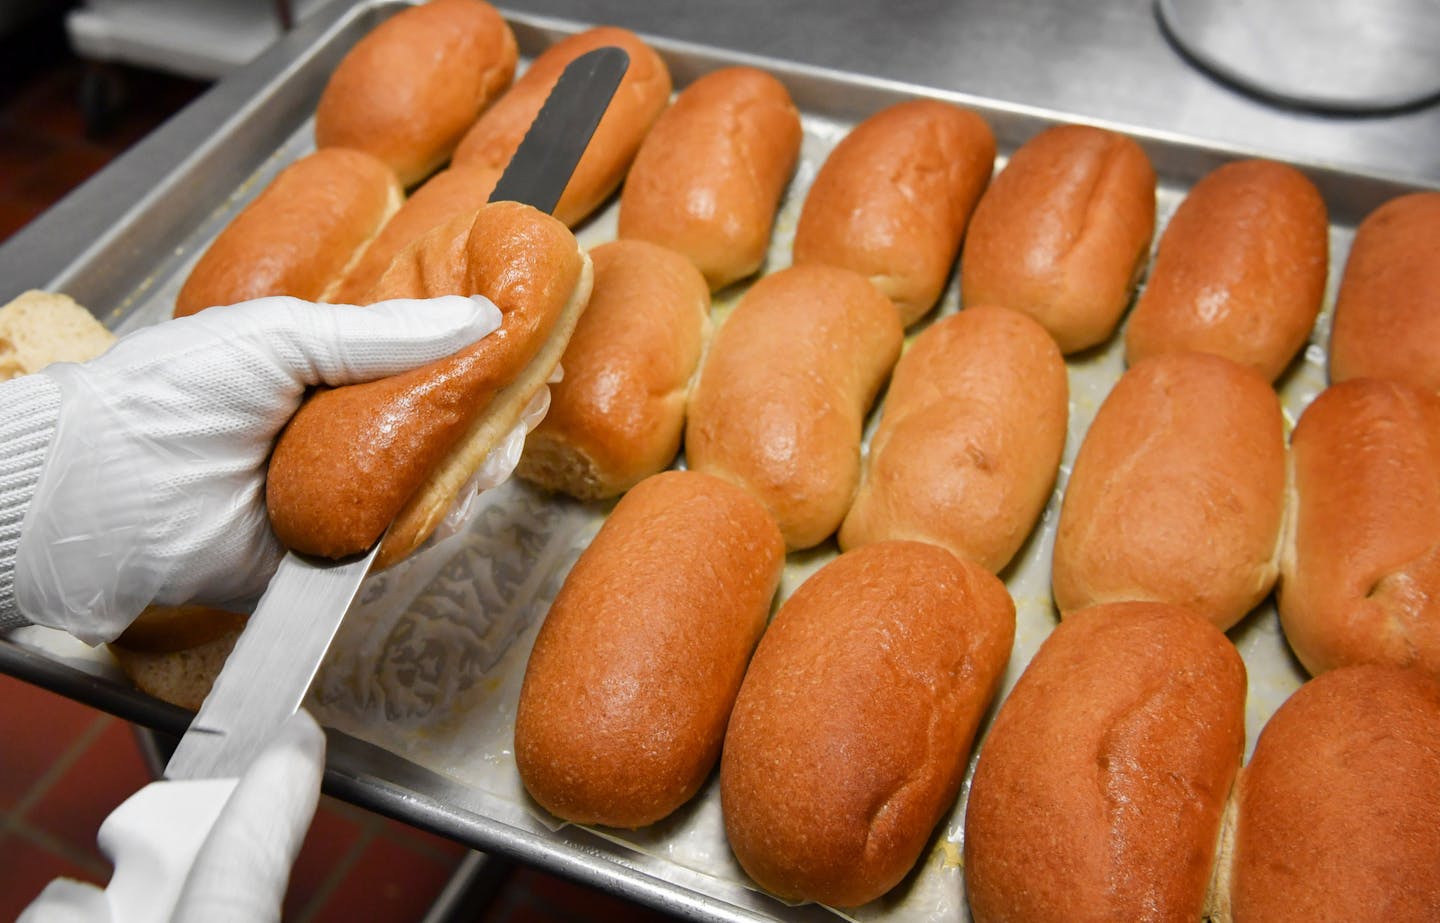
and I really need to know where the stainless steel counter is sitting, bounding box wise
[502,0,1440,186]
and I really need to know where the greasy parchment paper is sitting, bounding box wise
[24,97,1348,922]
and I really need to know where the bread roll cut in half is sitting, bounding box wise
[619,66,802,290]
[0,290,115,379]
[1052,351,1285,630]
[963,601,1246,923]
[722,541,1014,908]
[266,201,592,569]
[685,264,903,550]
[960,124,1156,353]
[1229,665,1440,922]
[108,604,247,711]
[1328,191,1440,392]
[453,26,671,227]
[1124,159,1328,382]
[314,0,517,187]
[175,148,402,317]
[791,99,996,326]
[514,470,784,828]
[517,239,710,500]
[839,305,1067,573]
[329,164,501,306]
[1278,377,1440,678]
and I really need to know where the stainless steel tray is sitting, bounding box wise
[2,3,1437,921]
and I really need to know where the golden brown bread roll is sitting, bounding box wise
[452,26,671,227]
[514,470,784,828]
[266,201,592,569]
[618,66,802,290]
[722,540,1014,908]
[1328,191,1440,392]
[314,0,516,187]
[1278,377,1440,678]
[1051,351,1286,630]
[791,99,996,326]
[963,601,1246,923]
[1123,159,1328,382]
[685,264,903,550]
[960,124,1156,353]
[108,604,247,711]
[839,305,1067,573]
[175,148,401,318]
[516,239,709,499]
[329,164,501,306]
[1230,665,1440,922]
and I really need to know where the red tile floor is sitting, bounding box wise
[0,8,689,922]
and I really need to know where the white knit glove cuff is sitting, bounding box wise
[0,374,61,632]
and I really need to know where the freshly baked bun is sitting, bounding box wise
[618,66,802,290]
[1328,191,1440,392]
[964,601,1246,923]
[685,264,903,550]
[1279,377,1440,678]
[839,305,1067,574]
[1051,351,1286,630]
[723,541,1014,907]
[960,124,1156,353]
[517,239,709,499]
[1230,665,1440,922]
[314,0,517,187]
[1124,158,1327,382]
[792,99,996,326]
[175,148,401,317]
[515,470,784,828]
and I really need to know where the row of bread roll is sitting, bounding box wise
[513,476,1016,908]
[1052,350,1287,630]
[964,602,1440,923]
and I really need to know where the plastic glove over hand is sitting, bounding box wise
[14,295,502,644]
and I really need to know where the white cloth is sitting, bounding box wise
[20,710,325,923]
[13,295,503,645]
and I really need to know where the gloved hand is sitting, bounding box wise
[14,294,505,645]
[20,710,326,923]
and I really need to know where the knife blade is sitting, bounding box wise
[165,45,631,782]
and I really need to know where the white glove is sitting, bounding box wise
[14,294,503,645]
[20,710,325,923]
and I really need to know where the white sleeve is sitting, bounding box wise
[0,374,61,631]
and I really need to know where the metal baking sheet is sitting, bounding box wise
[2,2,1437,921]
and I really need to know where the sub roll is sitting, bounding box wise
[1278,377,1440,678]
[453,26,672,228]
[964,601,1247,923]
[1051,351,1286,630]
[175,148,401,317]
[1230,665,1440,923]
[517,239,710,500]
[685,264,903,550]
[314,0,517,187]
[266,201,592,568]
[723,541,1014,908]
[960,124,1156,353]
[329,164,501,306]
[839,305,1067,574]
[1124,158,1328,382]
[1328,191,1440,392]
[514,470,785,828]
[619,67,802,290]
[792,99,996,326]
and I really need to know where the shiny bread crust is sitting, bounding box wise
[265,201,590,566]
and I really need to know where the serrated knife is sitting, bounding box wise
[165,45,631,781]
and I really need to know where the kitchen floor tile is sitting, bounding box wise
[0,673,106,812]
[308,833,461,923]
[0,831,103,921]
[283,796,368,921]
